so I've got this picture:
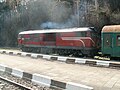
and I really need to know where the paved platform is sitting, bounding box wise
[0,50,120,68]
[0,53,120,90]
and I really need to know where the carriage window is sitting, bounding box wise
[117,36,120,46]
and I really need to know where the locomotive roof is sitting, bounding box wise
[19,28,93,34]
[102,25,120,33]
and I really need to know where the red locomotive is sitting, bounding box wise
[18,27,100,57]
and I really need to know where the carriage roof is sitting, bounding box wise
[19,28,93,35]
[102,25,120,33]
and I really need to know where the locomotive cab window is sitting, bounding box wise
[91,32,97,37]
[18,35,22,39]
[76,32,87,37]
[117,35,120,46]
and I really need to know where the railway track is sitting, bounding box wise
[0,49,120,90]
[0,76,32,90]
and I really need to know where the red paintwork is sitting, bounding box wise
[18,39,22,44]
[56,37,94,48]
[18,30,98,49]
[56,32,95,48]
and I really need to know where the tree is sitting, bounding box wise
[0,0,120,47]
[108,0,120,12]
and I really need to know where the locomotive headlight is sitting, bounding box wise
[22,38,24,40]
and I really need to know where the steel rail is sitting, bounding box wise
[0,76,32,90]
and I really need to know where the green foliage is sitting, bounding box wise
[0,2,9,13]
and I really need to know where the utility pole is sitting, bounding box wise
[95,0,99,23]
[95,0,98,11]
[77,0,80,27]
[73,0,80,27]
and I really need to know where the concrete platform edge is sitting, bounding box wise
[0,50,120,69]
[0,64,93,90]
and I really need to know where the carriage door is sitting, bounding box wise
[102,33,113,55]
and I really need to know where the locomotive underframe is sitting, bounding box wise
[20,44,98,57]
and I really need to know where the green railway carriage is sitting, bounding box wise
[101,25,120,58]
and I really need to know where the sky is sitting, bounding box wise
[0,0,5,3]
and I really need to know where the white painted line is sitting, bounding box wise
[31,54,38,58]
[13,52,18,55]
[21,52,27,57]
[43,55,51,60]
[75,58,86,64]
[12,68,23,78]
[32,73,52,87]
[0,64,7,72]
[5,51,9,54]
[57,56,68,62]
[96,61,110,67]
[66,82,93,90]
[50,56,58,59]
[0,50,4,53]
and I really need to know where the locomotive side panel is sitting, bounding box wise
[56,32,81,47]
[56,31,96,48]
[55,30,99,56]
[19,34,44,46]
[42,33,56,46]
[18,27,99,56]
